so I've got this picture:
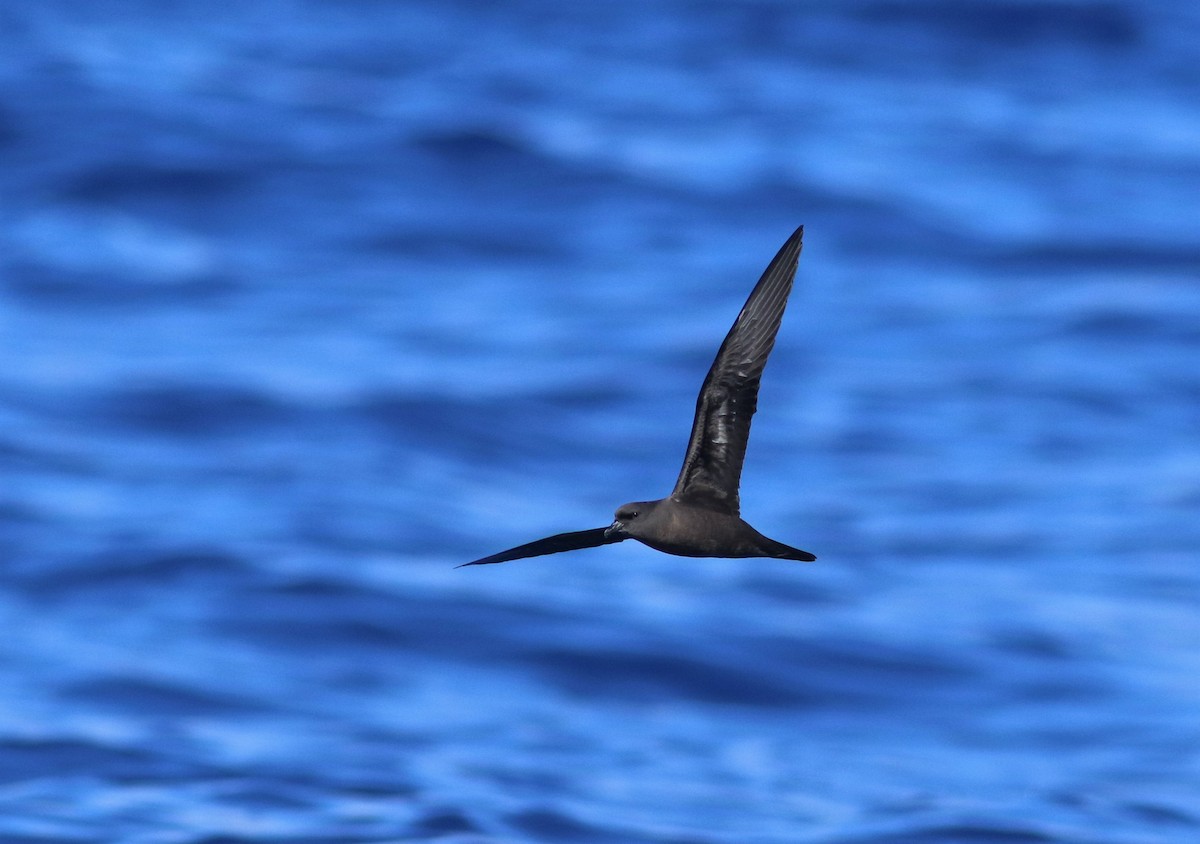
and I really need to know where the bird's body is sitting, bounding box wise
[462,226,815,568]
[615,500,812,560]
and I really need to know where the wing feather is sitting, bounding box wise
[459,527,624,567]
[670,226,804,515]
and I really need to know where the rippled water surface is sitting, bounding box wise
[2,2,1199,841]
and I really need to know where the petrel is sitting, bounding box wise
[461,225,815,567]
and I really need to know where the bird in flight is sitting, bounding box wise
[462,225,815,567]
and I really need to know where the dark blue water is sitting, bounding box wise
[3,2,1199,841]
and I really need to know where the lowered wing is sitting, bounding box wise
[459,527,625,567]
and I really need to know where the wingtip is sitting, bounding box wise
[456,558,492,568]
[781,225,803,255]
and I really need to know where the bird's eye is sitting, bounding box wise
[629,511,639,519]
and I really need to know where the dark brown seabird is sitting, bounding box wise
[461,225,815,567]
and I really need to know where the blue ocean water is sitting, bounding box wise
[2,1,1199,841]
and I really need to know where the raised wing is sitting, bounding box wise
[458,527,625,567]
[670,226,804,516]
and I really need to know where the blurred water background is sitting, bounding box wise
[2,1,1199,841]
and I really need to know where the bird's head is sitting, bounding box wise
[606,500,658,539]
